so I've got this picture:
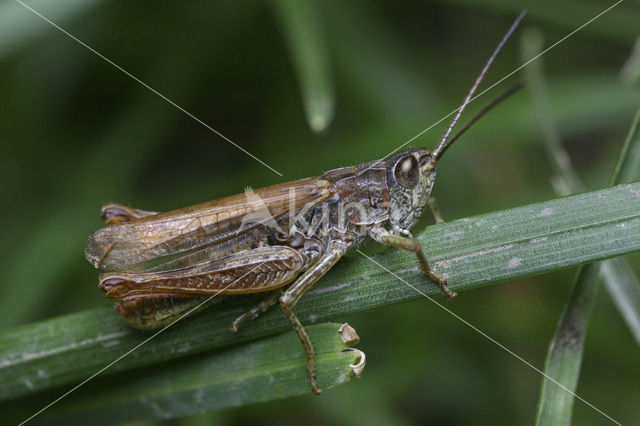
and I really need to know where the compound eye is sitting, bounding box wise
[394,155,419,188]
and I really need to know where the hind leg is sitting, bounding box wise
[279,242,347,394]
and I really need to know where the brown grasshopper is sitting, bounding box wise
[85,12,526,394]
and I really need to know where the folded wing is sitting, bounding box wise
[85,177,333,272]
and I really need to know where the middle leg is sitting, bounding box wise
[230,290,283,332]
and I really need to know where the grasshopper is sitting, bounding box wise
[85,12,526,394]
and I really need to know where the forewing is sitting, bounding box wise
[99,246,305,301]
[85,177,333,272]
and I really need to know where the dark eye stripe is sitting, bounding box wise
[394,155,419,188]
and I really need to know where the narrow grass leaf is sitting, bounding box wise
[621,37,640,86]
[14,323,363,424]
[535,264,600,426]
[270,0,334,132]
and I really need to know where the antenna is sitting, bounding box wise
[429,10,527,164]
[439,82,523,151]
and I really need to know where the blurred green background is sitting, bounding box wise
[1,0,639,424]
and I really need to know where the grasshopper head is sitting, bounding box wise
[386,147,437,233]
[382,11,527,235]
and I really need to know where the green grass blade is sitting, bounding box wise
[609,105,640,186]
[1,182,640,406]
[521,27,583,197]
[600,257,640,344]
[535,263,600,426]
[270,0,334,132]
[621,37,640,86]
[13,323,364,424]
